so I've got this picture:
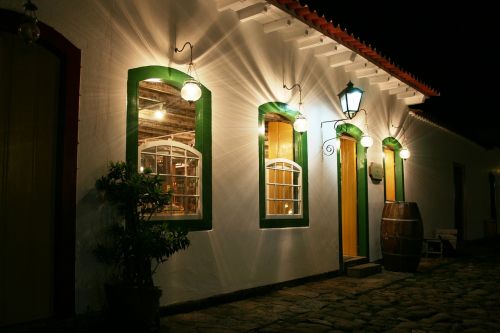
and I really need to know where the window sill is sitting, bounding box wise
[260,217,308,229]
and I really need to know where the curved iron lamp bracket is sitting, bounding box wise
[321,119,349,156]
[283,83,303,110]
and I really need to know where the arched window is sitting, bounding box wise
[127,66,212,230]
[139,140,201,218]
[265,158,302,217]
[259,102,308,228]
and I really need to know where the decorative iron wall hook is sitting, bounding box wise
[175,42,194,68]
[283,82,308,132]
[320,119,349,156]
[175,41,202,102]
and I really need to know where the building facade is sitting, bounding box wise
[1,0,499,326]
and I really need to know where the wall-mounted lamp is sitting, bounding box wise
[283,83,308,132]
[392,122,411,160]
[18,0,40,45]
[338,81,364,120]
[321,81,369,155]
[399,147,411,160]
[175,42,202,102]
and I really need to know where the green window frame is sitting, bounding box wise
[258,102,309,228]
[126,66,212,231]
[382,137,405,201]
[336,123,369,257]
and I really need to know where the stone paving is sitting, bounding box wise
[161,242,500,333]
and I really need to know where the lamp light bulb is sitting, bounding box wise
[181,79,202,102]
[154,109,165,119]
[400,148,411,160]
[360,134,373,148]
[293,113,308,133]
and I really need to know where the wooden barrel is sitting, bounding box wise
[381,201,423,272]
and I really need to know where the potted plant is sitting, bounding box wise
[94,161,190,331]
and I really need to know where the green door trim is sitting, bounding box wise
[382,137,405,201]
[126,66,212,231]
[336,123,369,258]
[258,102,309,228]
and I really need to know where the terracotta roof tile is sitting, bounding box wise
[269,0,439,97]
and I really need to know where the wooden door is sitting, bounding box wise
[453,163,465,241]
[0,31,59,325]
[340,137,357,256]
[384,148,396,201]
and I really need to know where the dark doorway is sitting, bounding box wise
[489,173,497,221]
[0,9,80,326]
[453,163,465,242]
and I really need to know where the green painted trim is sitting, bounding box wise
[258,102,309,228]
[382,137,405,201]
[336,123,369,257]
[126,66,212,231]
[336,144,343,270]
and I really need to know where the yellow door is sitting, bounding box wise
[0,31,59,325]
[341,137,357,256]
[384,148,396,201]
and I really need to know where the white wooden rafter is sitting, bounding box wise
[237,3,269,22]
[217,0,263,12]
[328,52,357,68]
[263,16,295,33]
[314,43,345,57]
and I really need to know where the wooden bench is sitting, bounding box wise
[424,229,457,257]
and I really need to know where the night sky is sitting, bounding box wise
[303,1,499,148]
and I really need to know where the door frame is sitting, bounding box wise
[453,163,466,242]
[336,124,369,268]
[0,9,80,319]
[382,137,405,201]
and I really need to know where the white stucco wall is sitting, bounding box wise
[1,0,498,314]
[404,116,500,240]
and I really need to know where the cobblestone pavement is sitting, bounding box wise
[161,242,500,333]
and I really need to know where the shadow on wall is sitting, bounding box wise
[75,188,115,313]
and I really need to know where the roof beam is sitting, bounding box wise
[403,93,426,105]
[389,86,410,95]
[297,35,333,50]
[370,75,393,84]
[314,43,345,57]
[397,89,417,99]
[378,80,401,91]
[217,0,261,12]
[263,17,295,33]
[328,52,357,68]
[237,3,269,22]
[355,68,382,78]
[344,60,374,73]
[282,28,318,42]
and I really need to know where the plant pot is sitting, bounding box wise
[105,284,162,332]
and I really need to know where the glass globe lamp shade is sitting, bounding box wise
[399,148,411,160]
[18,18,40,44]
[338,81,364,119]
[293,113,308,132]
[181,79,202,102]
[360,134,373,148]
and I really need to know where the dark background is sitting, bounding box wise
[304,1,499,149]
